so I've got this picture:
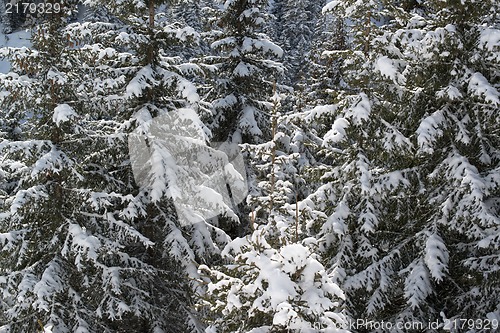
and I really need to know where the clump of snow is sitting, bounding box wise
[407,14,427,28]
[32,260,65,312]
[436,85,463,100]
[213,94,238,110]
[211,37,236,50]
[242,37,283,57]
[416,110,445,154]
[239,106,263,136]
[424,234,449,282]
[374,56,405,85]
[163,25,200,43]
[125,65,154,98]
[178,78,199,104]
[67,223,102,268]
[468,72,500,105]
[322,0,341,14]
[479,28,500,51]
[53,104,77,127]
[31,147,72,178]
[404,260,432,309]
[322,201,349,236]
[233,61,255,77]
[345,93,371,124]
[323,118,349,145]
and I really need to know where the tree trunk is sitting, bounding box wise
[149,0,155,28]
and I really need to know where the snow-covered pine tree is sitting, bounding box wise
[0,1,233,332]
[305,13,346,108]
[303,0,500,329]
[198,94,349,332]
[195,2,351,324]
[66,0,244,330]
[392,0,500,324]
[269,0,321,86]
[306,0,417,326]
[199,235,348,332]
[207,0,284,144]
[0,4,115,332]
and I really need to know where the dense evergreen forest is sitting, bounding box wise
[0,0,499,332]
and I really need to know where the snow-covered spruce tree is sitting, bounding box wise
[305,13,346,108]
[390,0,500,325]
[170,0,204,32]
[199,234,348,332]
[198,95,349,332]
[308,0,416,326]
[0,4,109,332]
[207,0,284,144]
[301,0,500,330]
[269,0,321,86]
[66,0,243,330]
[0,1,232,332]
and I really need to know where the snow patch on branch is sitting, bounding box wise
[52,104,77,127]
[416,110,445,154]
[468,72,500,105]
[424,234,449,282]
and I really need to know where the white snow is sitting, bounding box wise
[178,78,199,104]
[52,104,78,127]
[163,25,200,43]
[32,260,65,312]
[213,94,238,109]
[233,61,254,76]
[31,147,71,178]
[404,260,432,309]
[322,0,341,14]
[468,72,500,105]
[323,201,349,236]
[239,106,263,136]
[211,37,236,50]
[323,117,349,145]
[374,56,405,84]
[67,223,102,267]
[416,110,445,154]
[241,37,283,57]
[424,234,449,282]
[436,85,463,100]
[346,93,371,124]
[125,65,155,98]
[479,28,500,51]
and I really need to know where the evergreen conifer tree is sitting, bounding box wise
[198,94,349,332]
[301,0,500,329]
[207,0,283,144]
[0,0,232,331]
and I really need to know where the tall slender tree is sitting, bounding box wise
[207,0,283,144]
